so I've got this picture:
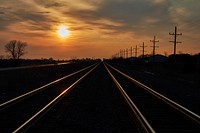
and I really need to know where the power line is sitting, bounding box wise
[169,26,182,55]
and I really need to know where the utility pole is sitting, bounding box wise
[135,45,139,57]
[114,54,117,58]
[126,48,128,58]
[169,26,182,55]
[130,47,133,58]
[122,49,124,58]
[150,36,159,57]
[120,50,122,58]
[124,49,126,59]
[140,42,147,58]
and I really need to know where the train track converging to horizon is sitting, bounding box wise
[0,62,200,132]
[105,62,200,132]
[0,63,98,132]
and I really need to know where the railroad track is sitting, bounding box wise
[105,62,200,132]
[0,62,152,132]
[1,62,199,132]
[27,63,143,132]
[0,63,98,132]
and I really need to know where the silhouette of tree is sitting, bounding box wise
[5,40,27,59]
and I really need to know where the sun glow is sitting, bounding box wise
[57,25,70,38]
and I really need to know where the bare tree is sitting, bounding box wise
[5,40,27,59]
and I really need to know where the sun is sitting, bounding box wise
[57,25,70,38]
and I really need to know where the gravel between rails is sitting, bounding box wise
[28,63,143,132]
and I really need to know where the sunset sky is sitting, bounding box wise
[0,0,200,59]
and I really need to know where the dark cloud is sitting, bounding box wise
[0,10,51,32]
[0,6,11,10]
[69,26,93,31]
[44,2,64,8]
[64,0,173,35]
[37,11,51,14]
[0,5,13,29]
[13,9,49,22]
[0,0,173,36]
[1,0,200,41]
[0,1,58,37]
[33,0,66,8]
[168,0,200,39]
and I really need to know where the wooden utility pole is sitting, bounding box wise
[124,49,126,58]
[140,42,147,58]
[126,48,128,58]
[120,50,122,58]
[135,45,139,57]
[150,36,159,56]
[169,26,182,55]
[130,47,133,58]
[114,52,118,58]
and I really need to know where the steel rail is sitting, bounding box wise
[0,63,97,109]
[13,63,99,133]
[106,63,200,124]
[104,63,156,133]
[0,62,70,71]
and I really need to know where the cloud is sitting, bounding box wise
[169,0,200,39]
[61,0,173,37]
[152,0,167,4]
[0,0,173,36]
[0,0,60,38]
[37,11,51,14]
[1,0,200,57]
[1,0,200,37]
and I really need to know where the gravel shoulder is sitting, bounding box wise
[0,62,93,103]
[108,63,200,115]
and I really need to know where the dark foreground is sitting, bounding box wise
[0,61,199,132]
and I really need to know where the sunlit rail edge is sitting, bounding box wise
[13,63,100,133]
[0,63,97,109]
[106,62,200,124]
[104,62,156,133]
